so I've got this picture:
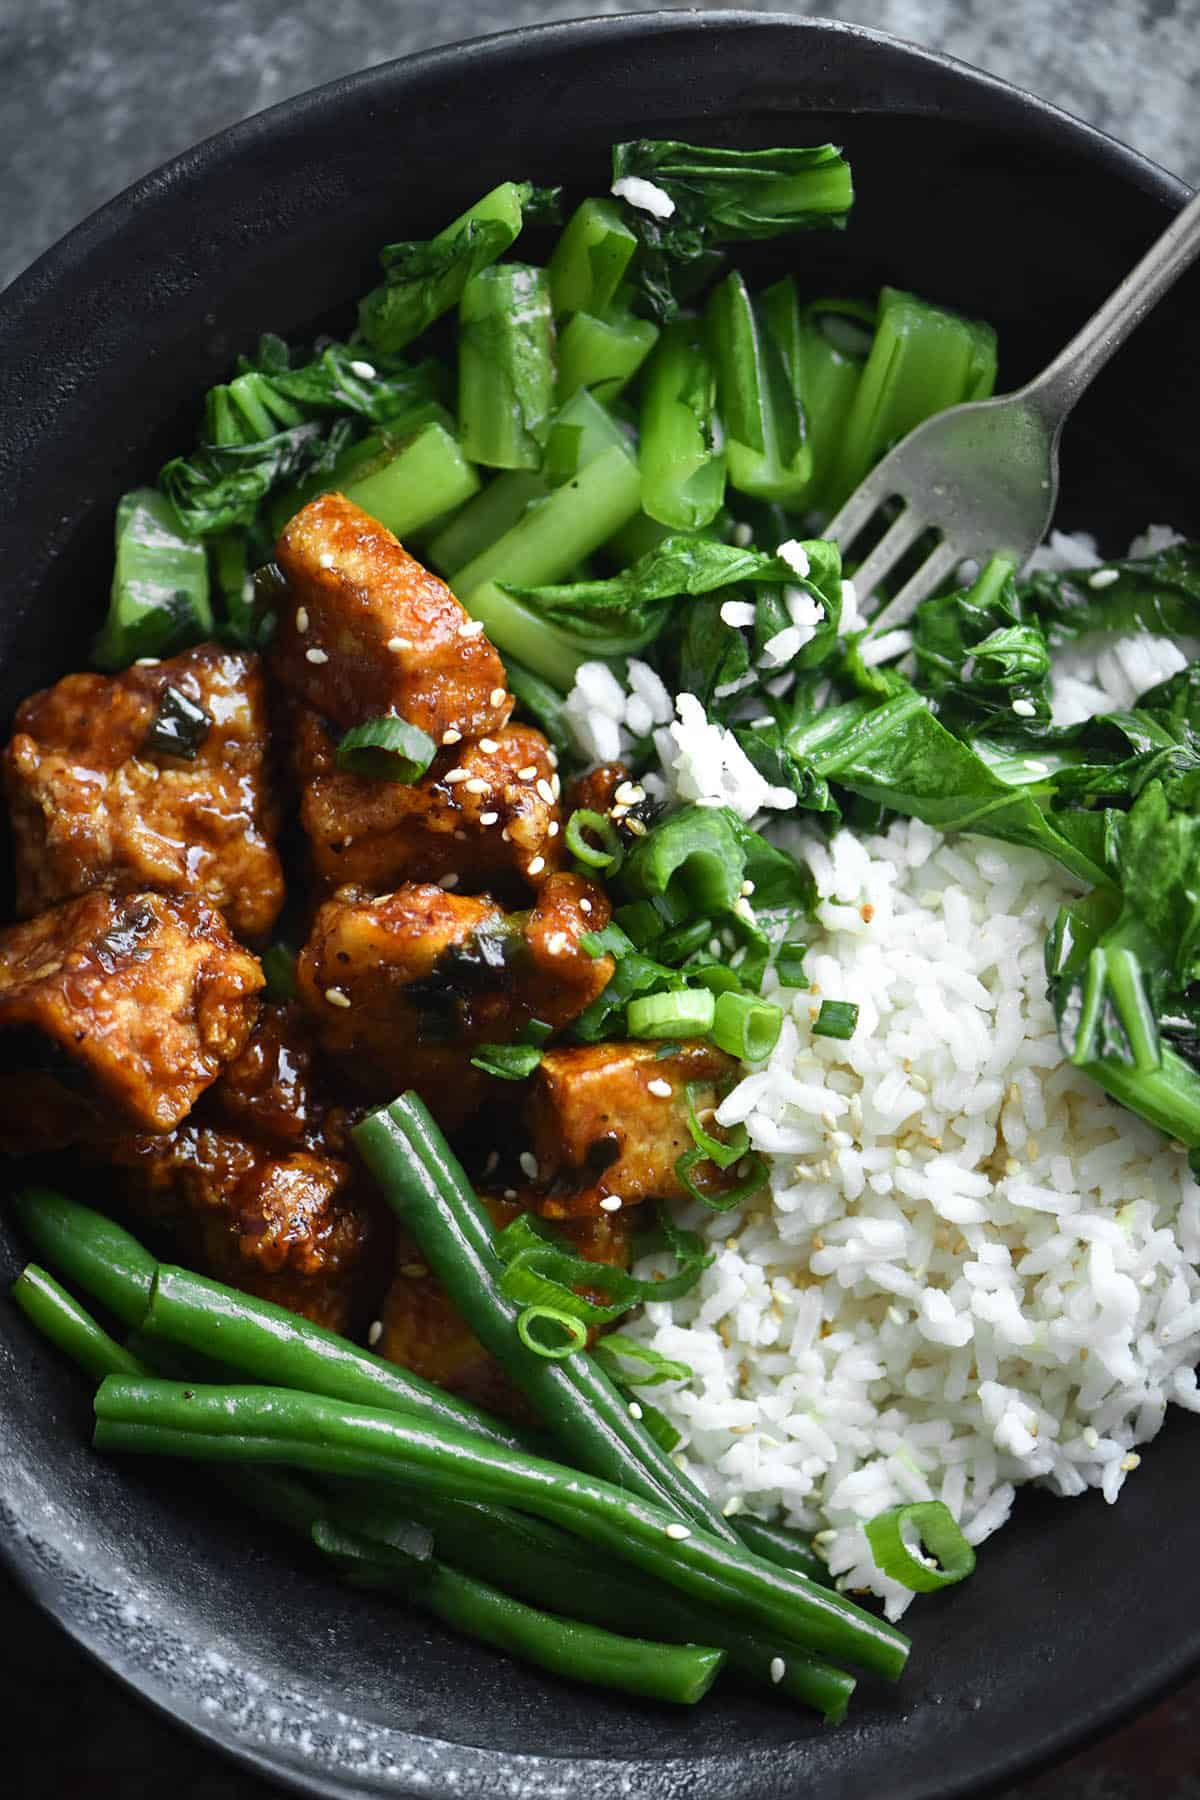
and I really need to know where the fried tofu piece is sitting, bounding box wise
[378,1195,638,1419]
[201,1002,321,1149]
[3,644,284,940]
[0,891,262,1152]
[272,494,512,742]
[109,1123,385,1333]
[565,761,628,817]
[291,709,564,896]
[295,873,611,1126]
[525,1039,741,1218]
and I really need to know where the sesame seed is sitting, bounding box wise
[579,897,592,913]
[367,1319,383,1346]
[503,1188,518,1201]
[480,811,499,825]
[464,776,491,794]
[387,635,412,652]
[134,656,161,667]
[519,1151,539,1180]
[610,804,628,822]
[501,827,511,842]
[664,1522,691,1541]
[349,358,377,379]
[812,1529,836,1545]
[547,820,560,836]
[439,873,459,889]
[442,728,462,746]
[1088,566,1120,589]
[306,647,329,664]
[401,1263,430,1280]
[527,855,546,876]
[489,686,507,706]
[625,817,646,837]
[453,829,467,841]
[614,781,644,806]
[479,738,499,754]
[550,772,561,798]
[324,987,352,1008]
[444,767,470,784]
[1121,1452,1141,1472]
[545,931,570,956]
[536,778,555,805]
[721,1494,745,1517]
[740,879,756,897]
[647,1078,672,1099]
[628,1401,644,1420]
[599,1195,623,1212]
[295,608,309,633]
[517,765,538,781]
[1011,697,1036,717]
[318,552,335,569]
[733,896,756,924]
[458,618,485,638]
[484,1150,499,1173]
[769,1657,786,1685]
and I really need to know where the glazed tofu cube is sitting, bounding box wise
[291,709,563,896]
[3,644,284,941]
[201,1002,320,1148]
[0,890,263,1151]
[525,1040,740,1218]
[108,1123,385,1333]
[272,493,512,742]
[295,873,612,1126]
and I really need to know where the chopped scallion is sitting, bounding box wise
[812,1000,859,1040]
[335,716,436,783]
[627,989,715,1040]
[470,1043,544,1081]
[566,809,624,872]
[712,992,783,1062]
[516,1305,588,1359]
[864,1501,975,1592]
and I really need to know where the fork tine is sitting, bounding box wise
[867,539,963,637]
[823,481,893,555]
[845,507,929,607]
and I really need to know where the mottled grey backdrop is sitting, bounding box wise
[1,0,1198,292]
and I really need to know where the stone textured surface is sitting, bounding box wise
[2,0,1199,1794]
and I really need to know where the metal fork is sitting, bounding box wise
[826,187,1200,638]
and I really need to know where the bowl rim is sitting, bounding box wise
[0,11,1195,1800]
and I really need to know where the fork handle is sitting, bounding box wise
[1022,185,1200,427]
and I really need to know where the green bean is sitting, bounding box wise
[13,1188,157,1327]
[352,1095,738,1541]
[142,1265,541,1456]
[93,1378,909,1681]
[12,1264,146,1381]
[732,1515,833,1588]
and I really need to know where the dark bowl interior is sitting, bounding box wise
[1,13,1198,1800]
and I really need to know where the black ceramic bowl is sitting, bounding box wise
[2,12,1198,1799]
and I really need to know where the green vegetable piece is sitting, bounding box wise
[1021,540,1200,649]
[12,1189,158,1329]
[548,198,640,317]
[812,999,858,1040]
[93,489,213,671]
[340,422,481,540]
[516,1305,588,1359]
[627,988,716,1040]
[503,656,571,756]
[335,716,436,783]
[541,388,631,488]
[12,1264,146,1384]
[260,942,297,1004]
[712,991,783,1061]
[865,1500,975,1592]
[458,264,557,471]
[760,286,873,515]
[493,1208,710,1329]
[358,181,543,352]
[566,808,624,872]
[427,471,549,577]
[556,309,659,406]
[639,320,726,530]
[829,286,997,514]
[707,271,810,504]
[454,444,642,686]
[775,940,809,988]
[469,1043,544,1081]
[590,1335,692,1387]
[142,685,212,760]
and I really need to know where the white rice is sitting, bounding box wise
[620,523,1200,1616]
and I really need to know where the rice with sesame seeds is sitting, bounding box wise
[621,532,1200,1618]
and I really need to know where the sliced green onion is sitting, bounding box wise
[683,1082,749,1171]
[524,1019,554,1048]
[142,685,212,760]
[812,1000,859,1041]
[261,942,297,1005]
[712,992,783,1062]
[688,963,743,997]
[775,940,809,989]
[516,1305,588,1359]
[566,809,624,872]
[633,1399,683,1454]
[627,989,715,1040]
[579,923,635,960]
[591,1335,692,1387]
[470,1043,544,1081]
[864,1501,976,1593]
[494,1211,710,1326]
[613,900,666,948]
[675,1146,769,1212]
[336,716,436,783]
[655,919,714,966]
